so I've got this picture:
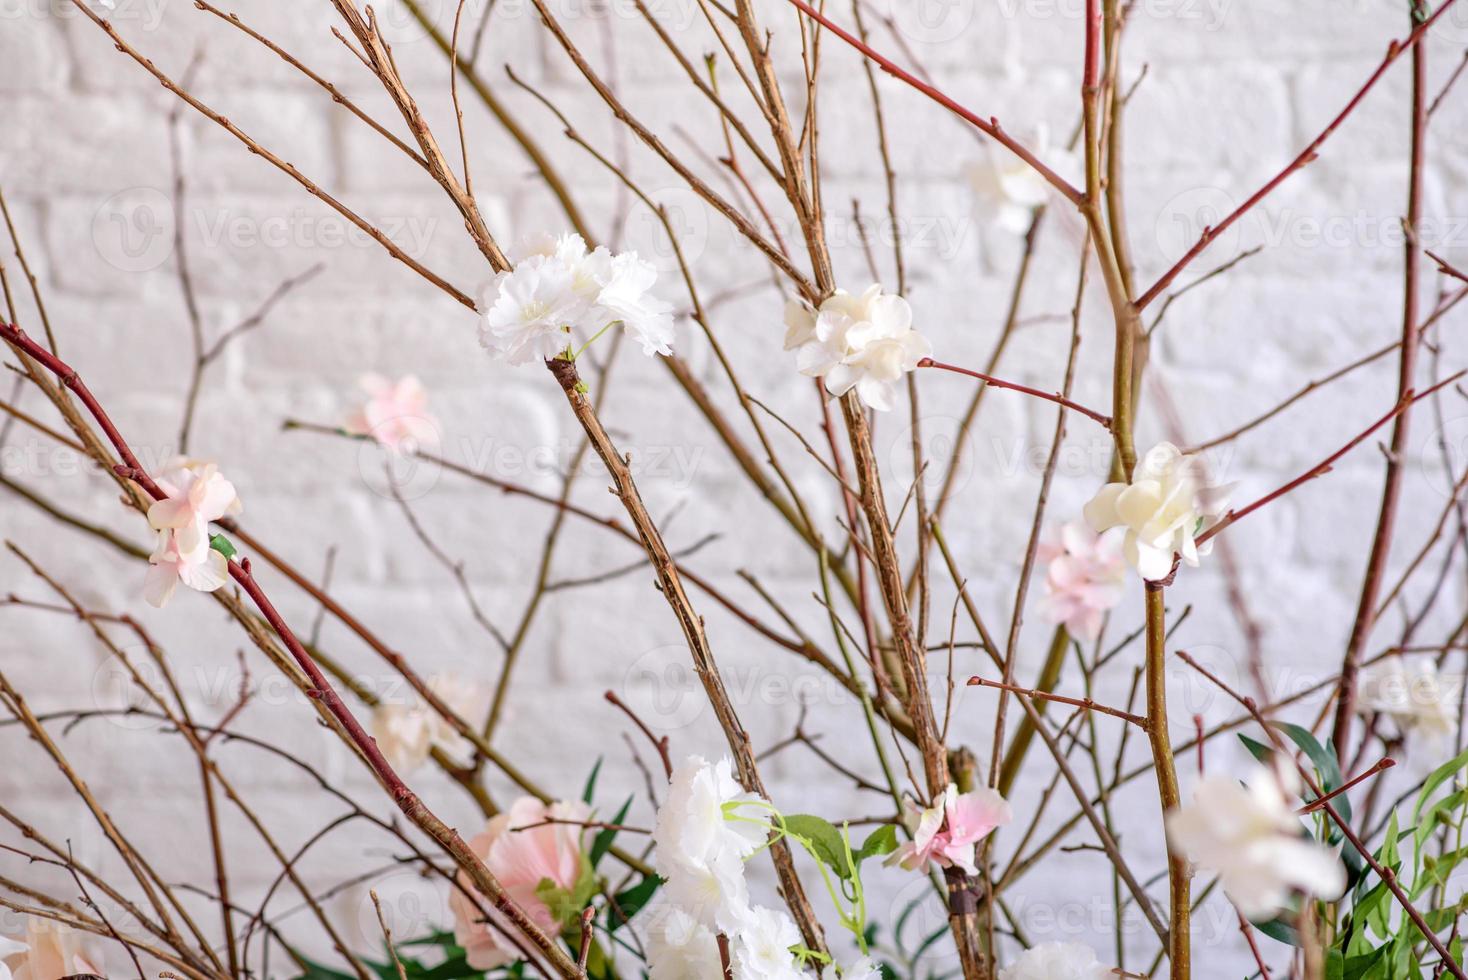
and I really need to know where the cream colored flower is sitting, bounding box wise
[1083,442,1229,581]
[1358,656,1461,745]
[1166,763,1345,919]
[792,285,931,412]
[371,674,484,774]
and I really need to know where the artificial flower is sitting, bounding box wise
[0,935,24,980]
[652,755,770,931]
[1357,656,1461,745]
[450,796,592,970]
[346,374,438,452]
[1036,521,1126,641]
[593,251,675,356]
[144,528,229,608]
[478,254,587,365]
[792,284,931,412]
[1083,442,1230,581]
[965,126,1079,234]
[5,917,101,980]
[148,458,241,557]
[1166,763,1345,919]
[888,783,1012,875]
[731,905,804,980]
[829,957,882,980]
[998,941,1112,980]
[478,232,674,364]
[645,904,724,980]
[371,674,484,774]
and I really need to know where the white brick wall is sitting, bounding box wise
[1,0,1466,974]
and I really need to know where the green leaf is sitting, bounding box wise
[784,814,853,878]
[856,825,899,864]
[291,958,359,980]
[1326,949,1345,980]
[1251,914,1301,947]
[608,875,660,930]
[1414,747,1468,821]
[208,533,237,559]
[1275,721,1350,824]
[582,756,604,804]
[1341,945,1389,980]
[590,796,632,869]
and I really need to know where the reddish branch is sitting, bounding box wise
[1134,0,1456,310]
[779,0,1084,207]
[1197,373,1465,546]
[918,358,1113,429]
[1333,13,1434,761]
[0,320,580,979]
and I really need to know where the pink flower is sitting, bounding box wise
[147,458,241,557]
[888,784,1012,875]
[1036,521,1126,642]
[144,529,229,608]
[4,917,102,980]
[348,374,438,452]
[450,797,591,970]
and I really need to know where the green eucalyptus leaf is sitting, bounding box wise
[609,875,660,930]
[590,795,633,869]
[582,756,604,804]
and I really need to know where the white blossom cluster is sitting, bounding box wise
[784,285,931,412]
[647,756,877,980]
[477,233,674,365]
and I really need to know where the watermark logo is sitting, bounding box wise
[92,186,174,273]
[1153,184,1241,265]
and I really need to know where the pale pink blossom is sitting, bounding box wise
[3,917,101,980]
[148,458,240,557]
[888,784,1012,875]
[450,796,591,970]
[1036,522,1126,641]
[144,528,229,608]
[347,374,439,452]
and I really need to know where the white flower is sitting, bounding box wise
[1358,656,1461,745]
[998,941,1112,980]
[660,847,750,932]
[1083,442,1230,581]
[480,233,674,364]
[144,529,229,608]
[594,251,675,357]
[731,905,803,980]
[1036,522,1127,642]
[646,905,724,980]
[965,126,1079,234]
[1166,763,1346,919]
[783,298,817,350]
[347,374,438,453]
[830,957,882,980]
[478,254,587,365]
[653,755,770,931]
[793,285,931,412]
[371,674,484,774]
